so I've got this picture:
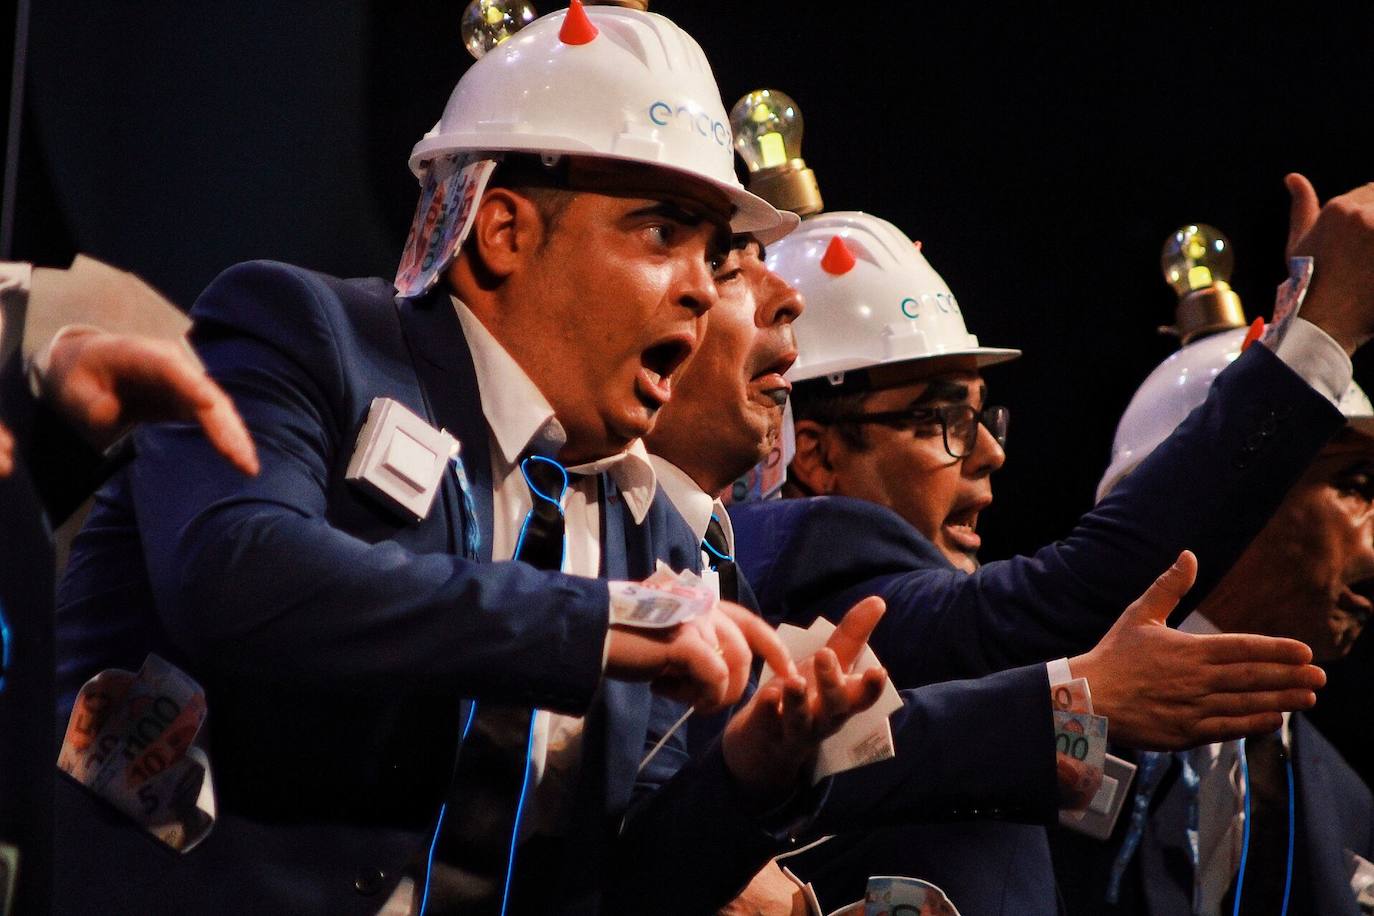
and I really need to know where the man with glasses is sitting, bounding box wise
[627,218,1334,914]
[729,196,1374,912]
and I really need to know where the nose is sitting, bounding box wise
[963,420,1006,478]
[756,270,804,328]
[678,251,718,318]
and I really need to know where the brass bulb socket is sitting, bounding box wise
[747,160,824,217]
[1160,281,1246,344]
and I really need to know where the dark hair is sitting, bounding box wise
[483,154,574,237]
[789,378,872,451]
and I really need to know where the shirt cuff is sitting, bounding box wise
[1273,317,1352,410]
[1045,657,1074,686]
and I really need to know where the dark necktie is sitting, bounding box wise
[1223,729,1292,916]
[427,455,567,915]
[703,514,738,604]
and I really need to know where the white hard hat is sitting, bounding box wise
[766,211,1020,386]
[409,2,795,243]
[1098,326,1374,501]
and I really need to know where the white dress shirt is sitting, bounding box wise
[650,456,733,600]
[453,299,657,836]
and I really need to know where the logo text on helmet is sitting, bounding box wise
[899,293,960,320]
[648,101,731,148]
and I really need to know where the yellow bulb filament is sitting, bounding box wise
[758,132,787,169]
[1187,265,1213,290]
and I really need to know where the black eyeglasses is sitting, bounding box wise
[834,404,1010,459]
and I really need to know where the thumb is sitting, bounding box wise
[1124,550,1198,625]
[826,596,886,670]
[1285,172,1321,257]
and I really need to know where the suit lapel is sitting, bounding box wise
[1293,716,1362,915]
[395,289,494,561]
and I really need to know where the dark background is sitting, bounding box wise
[7,3,1374,759]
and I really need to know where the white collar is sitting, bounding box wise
[453,297,657,524]
[1179,612,1293,752]
[649,456,732,551]
[568,440,657,525]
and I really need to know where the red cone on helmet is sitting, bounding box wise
[820,235,856,275]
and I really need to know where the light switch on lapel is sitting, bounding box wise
[346,397,458,522]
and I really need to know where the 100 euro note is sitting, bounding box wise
[1054,708,1107,813]
[58,654,216,853]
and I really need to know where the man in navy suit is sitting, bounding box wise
[1,258,255,915]
[728,182,1374,914]
[47,6,872,914]
[639,235,1333,915]
[1050,176,1374,916]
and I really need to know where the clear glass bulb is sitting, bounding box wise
[729,89,804,173]
[1161,223,1233,296]
[461,0,537,59]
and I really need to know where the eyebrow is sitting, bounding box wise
[1337,460,1374,477]
[729,234,764,259]
[627,201,733,264]
[626,201,708,226]
[909,379,982,407]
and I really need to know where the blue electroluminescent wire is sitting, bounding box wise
[1231,740,1252,916]
[499,723,538,916]
[421,459,561,914]
[520,455,568,506]
[420,702,481,916]
[701,515,733,565]
[419,802,447,916]
[1230,738,1296,916]
[1280,755,1295,916]
[0,600,11,693]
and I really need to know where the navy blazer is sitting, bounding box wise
[51,260,711,915]
[1052,714,1374,915]
[628,494,1061,915]
[728,343,1344,915]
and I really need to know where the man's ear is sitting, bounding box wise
[462,188,548,281]
[790,420,839,494]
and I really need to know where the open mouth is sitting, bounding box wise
[748,348,798,408]
[1337,583,1374,628]
[636,336,694,410]
[943,501,988,553]
[1331,582,1373,653]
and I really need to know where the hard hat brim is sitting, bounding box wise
[790,345,1022,384]
[408,140,797,245]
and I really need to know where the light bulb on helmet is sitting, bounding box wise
[729,89,824,217]
[1158,223,1246,344]
[461,0,537,59]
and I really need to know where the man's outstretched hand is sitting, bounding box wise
[1283,173,1374,356]
[41,327,258,476]
[722,596,889,802]
[608,599,797,715]
[1069,550,1325,750]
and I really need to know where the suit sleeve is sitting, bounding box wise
[127,261,609,712]
[787,345,1347,687]
[609,664,1056,914]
